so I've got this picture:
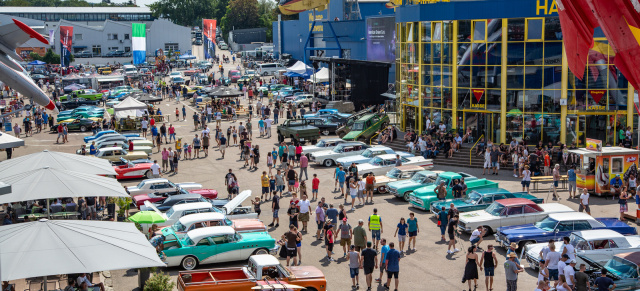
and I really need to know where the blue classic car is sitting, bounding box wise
[83,130,140,143]
[303,108,351,119]
[580,252,640,291]
[495,212,638,249]
[429,188,543,214]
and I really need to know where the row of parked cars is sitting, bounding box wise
[74,50,132,58]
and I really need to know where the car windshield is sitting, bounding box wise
[166,208,175,218]
[173,221,186,232]
[231,71,241,76]
[332,145,346,153]
[315,140,326,147]
[246,70,256,75]
[465,191,483,204]
[361,149,373,158]
[386,168,402,178]
[127,162,135,168]
[569,233,589,251]
[352,122,365,131]
[212,206,224,214]
[605,257,639,279]
[371,157,384,166]
[184,237,195,246]
[485,202,505,216]
[534,217,558,231]
[410,173,426,182]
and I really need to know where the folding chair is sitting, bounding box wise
[49,205,63,219]
[27,281,41,291]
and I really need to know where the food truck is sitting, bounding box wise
[570,139,639,196]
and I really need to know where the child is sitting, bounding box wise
[253,197,261,217]
[186,143,192,160]
[268,175,276,201]
[175,108,179,121]
[293,177,300,195]
[299,180,307,198]
[312,174,320,200]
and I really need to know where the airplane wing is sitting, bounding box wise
[0,19,48,62]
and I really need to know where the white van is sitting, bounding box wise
[123,65,138,78]
[257,63,284,76]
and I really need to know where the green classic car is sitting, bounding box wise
[387,170,443,201]
[59,89,103,101]
[161,226,276,270]
[409,172,499,211]
[428,188,543,214]
[342,113,390,142]
[51,118,96,132]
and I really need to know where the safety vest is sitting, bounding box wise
[369,214,381,230]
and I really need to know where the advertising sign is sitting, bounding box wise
[586,138,603,151]
[59,26,73,67]
[203,19,217,59]
[366,17,396,62]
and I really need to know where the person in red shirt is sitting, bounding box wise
[149,117,155,127]
[544,152,551,176]
[365,172,376,204]
[129,140,134,151]
[312,173,320,200]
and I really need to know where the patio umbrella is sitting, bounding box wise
[0,219,165,282]
[28,60,46,65]
[63,83,85,91]
[0,166,128,204]
[128,211,166,224]
[0,150,116,179]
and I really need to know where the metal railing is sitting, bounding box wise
[469,134,484,165]
[369,124,396,145]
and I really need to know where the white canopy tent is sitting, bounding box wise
[113,97,148,119]
[286,61,312,74]
[309,67,335,83]
[0,150,116,178]
[0,131,24,149]
[0,219,165,282]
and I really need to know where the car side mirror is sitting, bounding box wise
[554,229,560,234]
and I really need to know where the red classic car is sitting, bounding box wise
[132,188,218,209]
[113,161,154,179]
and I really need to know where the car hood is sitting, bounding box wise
[356,163,379,172]
[128,151,148,156]
[413,185,437,196]
[223,190,251,213]
[288,266,325,279]
[375,175,395,184]
[498,224,548,237]
[336,155,368,164]
[132,194,151,202]
[460,210,495,223]
[343,131,363,140]
[388,180,421,190]
[311,150,336,157]
[232,219,266,231]
[432,199,472,209]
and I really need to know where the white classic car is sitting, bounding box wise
[142,191,258,233]
[300,138,349,154]
[310,142,371,167]
[525,230,640,270]
[127,178,203,196]
[457,198,574,234]
[336,146,413,168]
[80,140,153,155]
[356,154,434,176]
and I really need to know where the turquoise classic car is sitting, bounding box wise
[428,188,543,214]
[56,107,105,122]
[161,226,276,270]
[387,170,444,201]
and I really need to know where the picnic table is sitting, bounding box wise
[530,175,568,191]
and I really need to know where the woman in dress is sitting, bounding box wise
[462,245,480,291]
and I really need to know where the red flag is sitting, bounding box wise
[556,0,598,79]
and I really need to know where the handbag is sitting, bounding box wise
[437,220,441,227]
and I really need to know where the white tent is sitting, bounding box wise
[0,150,116,178]
[0,131,24,149]
[0,219,165,282]
[113,97,147,119]
[309,67,334,83]
[286,61,312,74]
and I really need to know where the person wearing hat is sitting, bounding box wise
[611,174,624,199]
[564,259,577,290]
[504,252,523,291]
[338,217,353,258]
[507,242,520,265]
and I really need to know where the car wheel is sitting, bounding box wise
[323,159,334,167]
[252,248,269,256]
[80,125,87,132]
[145,170,153,179]
[181,256,198,270]
[278,134,284,143]
[519,240,535,250]
[403,191,411,202]
[377,185,387,193]
[321,130,330,136]
[482,226,494,236]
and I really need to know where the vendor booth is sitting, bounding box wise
[570,139,640,196]
[113,97,147,131]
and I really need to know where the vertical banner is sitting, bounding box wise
[132,23,146,65]
[59,26,73,67]
[48,29,55,44]
[203,19,217,59]
[366,17,396,62]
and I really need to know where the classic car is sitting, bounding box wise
[112,160,154,179]
[356,154,433,176]
[56,107,104,122]
[388,170,443,200]
[244,69,260,79]
[84,130,140,143]
[429,188,543,214]
[409,172,495,209]
[457,199,575,235]
[59,89,103,101]
[161,226,276,270]
[133,187,218,208]
[176,255,327,291]
[51,118,96,132]
[310,142,371,167]
[59,98,99,110]
[373,165,430,194]
[495,212,638,249]
[126,178,204,196]
[85,139,153,150]
[303,108,351,119]
[305,118,340,136]
[342,113,390,142]
[81,141,152,155]
[525,230,640,270]
[110,86,133,96]
[95,147,149,162]
[139,194,230,212]
[276,119,321,145]
[161,212,266,238]
[336,146,413,168]
[300,138,349,154]
[579,252,640,291]
[288,94,314,108]
[110,157,153,167]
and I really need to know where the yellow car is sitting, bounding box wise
[57,117,102,125]
[179,85,203,97]
[98,67,112,75]
[94,146,149,162]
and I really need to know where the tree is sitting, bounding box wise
[211,0,229,23]
[257,0,276,41]
[220,0,260,37]
[148,0,215,27]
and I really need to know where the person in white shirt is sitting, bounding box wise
[425,117,431,131]
[562,236,575,261]
[438,122,446,133]
[265,118,273,138]
[140,119,148,138]
[545,244,561,283]
[454,134,462,151]
[579,188,591,215]
[150,160,161,178]
[76,273,104,291]
[557,254,569,283]
[418,138,427,159]
[469,226,485,249]
[357,178,366,205]
[298,194,312,232]
[564,260,576,289]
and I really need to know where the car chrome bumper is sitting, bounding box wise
[525,252,540,269]
[270,245,280,255]
[494,234,510,248]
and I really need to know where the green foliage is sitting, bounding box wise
[28,52,42,61]
[220,0,260,37]
[149,0,215,27]
[116,197,132,217]
[143,271,174,291]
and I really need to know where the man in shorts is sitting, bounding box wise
[384,242,401,291]
[365,172,375,204]
[201,125,210,157]
[338,218,353,257]
[360,241,378,291]
[219,133,227,159]
[269,192,280,228]
[85,196,97,220]
[552,164,561,199]
[376,239,389,284]
[298,194,311,232]
[568,165,577,199]
[283,225,299,266]
[469,226,486,249]
[261,171,270,200]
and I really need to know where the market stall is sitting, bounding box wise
[113,97,147,131]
